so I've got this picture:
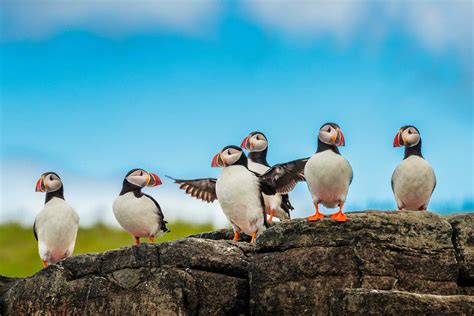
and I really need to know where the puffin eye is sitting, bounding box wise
[50,175,53,181]
[140,171,143,176]
[327,127,332,132]
[227,150,231,155]
[408,129,412,135]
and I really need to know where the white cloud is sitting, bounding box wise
[2,0,471,61]
[1,0,222,40]
[0,159,228,228]
[242,0,472,58]
[400,1,472,56]
[241,0,367,42]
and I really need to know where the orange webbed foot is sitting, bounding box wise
[233,231,239,241]
[331,211,347,222]
[251,232,256,243]
[135,237,140,245]
[42,260,47,268]
[308,213,326,221]
[308,203,325,221]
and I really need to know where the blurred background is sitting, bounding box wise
[1,0,472,276]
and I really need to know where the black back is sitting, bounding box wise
[33,221,38,240]
[143,193,169,232]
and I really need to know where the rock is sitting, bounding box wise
[159,238,251,278]
[248,211,470,315]
[449,213,474,287]
[1,211,473,315]
[0,276,18,313]
[329,288,474,315]
[0,240,250,315]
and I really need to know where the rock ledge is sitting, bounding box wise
[1,211,473,315]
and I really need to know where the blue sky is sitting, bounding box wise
[1,1,472,226]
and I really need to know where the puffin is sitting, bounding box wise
[34,172,79,268]
[305,123,353,222]
[392,125,436,210]
[168,145,305,243]
[241,131,296,221]
[113,169,169,245]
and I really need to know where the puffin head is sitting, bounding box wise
[318,122,345,147]
[35,172,63,193]
[393,125,421,148]
[212,145,245,167]
[241,131,268,152]
[124,169,162,188]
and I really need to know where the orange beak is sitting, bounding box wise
[338,130,345,146]
[393,131,403,147]
[146,172,162,187]
[241,136,252,150]
[35,176,45,192]
[211,152,225,167]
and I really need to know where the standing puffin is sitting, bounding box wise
[169,145,305,243]
[113,169,169,245]
[241,131,299,221]
[392,125,436,210]
[305,123,353,222]
[34,172,79,268]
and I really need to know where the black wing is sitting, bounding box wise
[259,158,309,194]
[143,193,170,233]
[33,221,38,241]
[258,192,269,228]
[167,176,217,203]
[280,194,294,217]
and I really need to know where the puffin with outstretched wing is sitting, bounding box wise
[169,145,305,243]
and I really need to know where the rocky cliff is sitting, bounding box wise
[1,211,473,315]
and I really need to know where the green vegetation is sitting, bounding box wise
[0,222,214,277]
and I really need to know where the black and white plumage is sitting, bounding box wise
[113,169,169,245]
[392,125,436,210]
[241,131,307,221]
[304,123,353,222]
[169,145,304,243]
[34,172,79,267]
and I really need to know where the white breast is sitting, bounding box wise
[304,150,353,208]
[392,156,436,210]
[216,165,266,236]
[35,197,80,264]
[113,192,163,238]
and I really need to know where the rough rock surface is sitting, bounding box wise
[449,214,474,287]
[1,211,473,315]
